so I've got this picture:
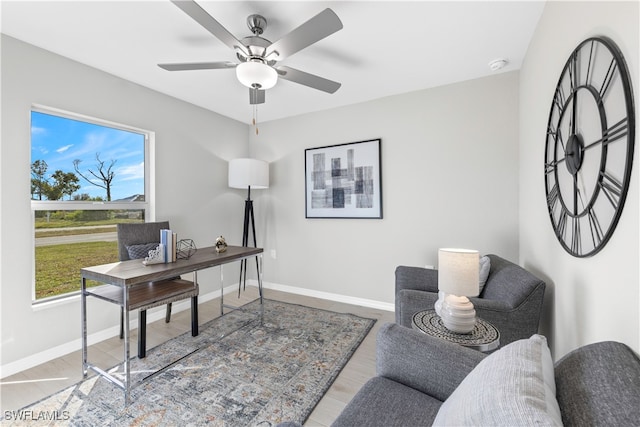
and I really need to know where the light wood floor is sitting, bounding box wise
[0,288,394,426]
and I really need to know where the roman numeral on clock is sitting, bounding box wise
[587,207,604,248]
[571,215,581,255]
[599,58,618,100]
[547,183,559,208]
[599,171,622,209]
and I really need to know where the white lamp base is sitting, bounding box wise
[440,294,476,334]
[434,291,446,316]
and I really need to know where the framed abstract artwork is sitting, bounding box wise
[305,139,382,219]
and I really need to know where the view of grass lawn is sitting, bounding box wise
[35,241,118,299]
[33,213,144,300]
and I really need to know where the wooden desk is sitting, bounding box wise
[81,245,263,405]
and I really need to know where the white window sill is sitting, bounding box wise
[32,292,80,311]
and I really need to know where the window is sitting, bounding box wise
[31,106,152,302]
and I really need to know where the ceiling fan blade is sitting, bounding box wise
[277,66,341,94]
[158,61,236,71]
[250,88,265,105]
[265,8,342,61]
[171,0,249,56]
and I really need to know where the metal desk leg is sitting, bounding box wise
[258,254,264,305]
[138,310,147,358]
[81,278,88,377]
[258,254,264,324]
[123,286,131,406]
[191,271,199,336]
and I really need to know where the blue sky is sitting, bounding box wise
[31,111,144,200]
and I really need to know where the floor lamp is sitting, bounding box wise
[228,158,269,296]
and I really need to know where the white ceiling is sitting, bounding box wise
[1,1,545,124]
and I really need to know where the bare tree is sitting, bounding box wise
[73,153,116,201]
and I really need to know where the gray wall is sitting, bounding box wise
[1,35,249,371]
[519,1,639,358]
[250,72,520,305]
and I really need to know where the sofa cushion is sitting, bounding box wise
[332,376,442,427]
[433,334,562,426]
[126,242,160,260]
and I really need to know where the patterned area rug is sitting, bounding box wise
[8,299,375,426]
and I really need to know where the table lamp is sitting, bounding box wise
[228,158,269,293]
[438,248,480,333]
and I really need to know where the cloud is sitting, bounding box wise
[117,162,144,181]
[31,126,47,136]
[56,144,74,153]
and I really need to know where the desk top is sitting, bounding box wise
[81,245,262,286]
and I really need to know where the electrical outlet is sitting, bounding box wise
[270,249,277,259]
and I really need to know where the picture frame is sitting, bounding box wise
[305,139,382,219]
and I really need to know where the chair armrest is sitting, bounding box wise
[395,266,439,293]
[376,323,485,401]
[395,266,439,325]
[555,341,640,426]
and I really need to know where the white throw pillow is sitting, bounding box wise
[478,255,490,293]
[433,334,562,426]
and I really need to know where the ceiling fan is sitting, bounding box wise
[159,0,343,105]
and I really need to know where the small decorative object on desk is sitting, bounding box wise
[176,239,197,259]
[215,236,228,253]
[143,245,165,265]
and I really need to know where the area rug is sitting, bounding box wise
[7,299,375,426]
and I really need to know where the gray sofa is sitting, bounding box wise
[396,254,545,346]
[332,323,640,426]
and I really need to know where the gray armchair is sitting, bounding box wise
[395,254,545,346]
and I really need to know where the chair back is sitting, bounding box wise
[116,221,170,261]
[480,254,545,307]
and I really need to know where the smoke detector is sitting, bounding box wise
[488,58,508,71]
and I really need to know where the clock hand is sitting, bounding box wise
[573,175,579,215]
[571,96,578,136]
[571,53,578,136]
[576,173,587,211]
[583,138,604,151]
[573,174,582,215]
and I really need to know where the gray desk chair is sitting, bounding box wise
[117,221,199,358]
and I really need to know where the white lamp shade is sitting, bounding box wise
[236,61,277,89]
[228,158,269,189]
[438,248,480,297]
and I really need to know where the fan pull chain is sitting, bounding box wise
[253,105,259,135]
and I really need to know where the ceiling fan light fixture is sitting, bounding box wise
[236,60,277,89]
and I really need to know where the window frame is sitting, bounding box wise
[30,105,155,304]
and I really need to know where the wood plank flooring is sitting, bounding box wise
[0,288,395,426]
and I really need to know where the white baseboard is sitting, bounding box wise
[1,282,392,378]
[260,280,395,312]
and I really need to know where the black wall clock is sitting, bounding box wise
[545,36,635,257]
